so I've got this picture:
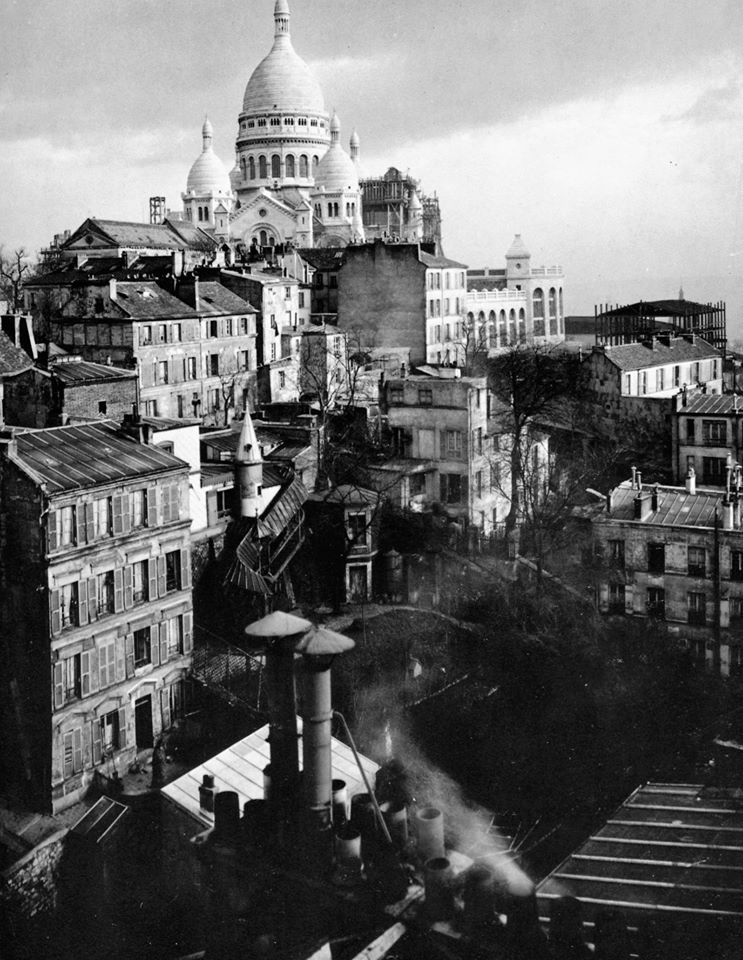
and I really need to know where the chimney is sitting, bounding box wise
[631,465,637,489]
[686,466,696,495]
[122,250,130,270]
[651,484,660,512]
[108,277,117,301]
[633,493,652,521]
[636,470,642,490]
[606,489,613,514]
[734,495,742,529]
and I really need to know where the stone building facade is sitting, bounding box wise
[0,421,193,812]
[672,392,743,486]
[593,473,743,676]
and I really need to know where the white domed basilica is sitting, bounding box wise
[182,0,374,257]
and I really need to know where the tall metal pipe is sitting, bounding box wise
[264,641,300,827]
[300,658,333,830]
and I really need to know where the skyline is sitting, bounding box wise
[2,0,742,331]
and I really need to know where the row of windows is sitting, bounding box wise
[51,550,189,633]
[313,201,357,219]
[140,316,251,347]
[240,116,324,131]
[685,418,731,446]
[532,287,562,319]
[427,271,466,290]
[53,616,191,710]
[59,679,189,779]
[147,350,253,387]
[239,153,319,181]
[607,584,714,623]
[608,538,743,579]
[624,360,719,396]
[50,487,180,551]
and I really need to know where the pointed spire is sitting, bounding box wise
[330,110,341,144]
[679,283,685,301]
[274,0,290,39]
[237,409,262,464]
[349,128,360,160]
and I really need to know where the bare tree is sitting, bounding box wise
[0,246,34,310]
[209,354,252,426]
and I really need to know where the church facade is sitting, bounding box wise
[179,0,430,258]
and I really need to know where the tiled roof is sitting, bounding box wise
[600,337,719,371]
[307,483,379,506]
[537,782,743,951]
[419,251,468,269]
[112,282,198,320]
[64,218,215,253]
[265,440,312,462]
[601,480,723,528]
[50,359,136,385]
[678,394,743,416]
[11,421,187,494]
[296,247,346,270]
[194,282,255,315]
[0,330,33,376]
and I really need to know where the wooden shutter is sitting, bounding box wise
[91,720,102,765]
[115,638,125,683]
[50,589,61,635]
[53,662,64,709]
[81,652,91,697]
[160,687,171,731]
[86,502,95,543]
[150,624,160,666]
[73,728,83,773]
[82,722,91,769]
[76,505,87,546]
[182,611,193,655]
[148,558,158,601]
[114,568,124,612]
[112,495,123,535]
[207,492,218,528]
[147,486,158,527]
[161,486,171,524]
[125,633,135,677]
[159,621,169,664]
[117,707,127,749]
[63,731,74,779]
[48,511,58,553]
[180,549,191,590]
[99,646,107,689]
[122,493,132,534]
[157,556,166,597]
[88,576,98,621]
[89,648,99,693]
[170,485,180,522]
[77,579,88,626]
[124,565,133,609]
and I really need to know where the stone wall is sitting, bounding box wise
[1,829,68,932]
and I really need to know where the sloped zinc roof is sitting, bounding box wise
[679,394,743,416]
[603,481,722,529]
[11,421,188,494]
[602,337,719,371]
[537,782,743,950]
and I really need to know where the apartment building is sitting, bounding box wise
[672,392,743,486]
[379,370,508,534]
[0,421,193,812]
[593,471,743,676]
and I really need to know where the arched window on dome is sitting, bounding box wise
[271,154,281,179]
[518,308,526,342]
[258,155,267,179]
[248,157,256,180]
[334,203,339,217]
[488,311,497,346]
[239,157,246,180]
[312,155,319,171]
[327,203,333,218]
[259,230,267,246]
[299,154,308,177]
[285,154,295,178]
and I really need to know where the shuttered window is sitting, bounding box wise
[99,640,117,689]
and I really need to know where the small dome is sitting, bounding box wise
[506,234,531,259]
[349,128,360,148]
[186,119,231,196]
[314,114,358,192]
[242,1,325,116]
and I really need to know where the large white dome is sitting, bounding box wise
[314,113,358,192]
[242,2,324,116]
[186,119,231,195]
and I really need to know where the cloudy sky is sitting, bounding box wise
[2,0,742,329]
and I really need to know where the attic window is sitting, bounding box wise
[85,235,94,245]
